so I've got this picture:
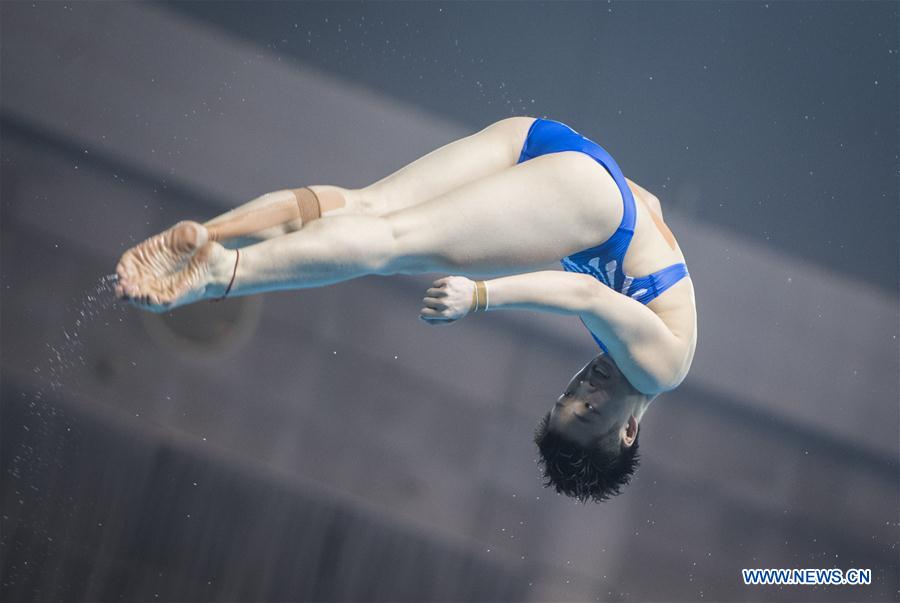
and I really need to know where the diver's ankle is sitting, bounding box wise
[206,246,239,299]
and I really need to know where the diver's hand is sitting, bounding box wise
[114,220,233,313]
[419,276,475,325]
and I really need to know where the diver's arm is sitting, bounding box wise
[476,270,599,315]
[420,271,687,395]
[420,271,594,321]
[575,279,688,395]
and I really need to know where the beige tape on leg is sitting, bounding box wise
[291,187,322,225]
[205,185,343,243]
[206,191,302,242]
[313,186,346,214]
[291,186,347,225]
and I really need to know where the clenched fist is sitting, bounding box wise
[419,276,475,325]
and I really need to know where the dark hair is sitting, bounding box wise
[533,410,640,503]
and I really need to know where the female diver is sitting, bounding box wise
[114,116,697,503]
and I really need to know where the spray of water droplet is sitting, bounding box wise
[7,273,128,579]
[41,274,123,392]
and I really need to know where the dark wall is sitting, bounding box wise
[0,380,526,603]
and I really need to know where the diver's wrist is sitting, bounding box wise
[470,279,490,312]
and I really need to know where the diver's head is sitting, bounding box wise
[533,352,655,503]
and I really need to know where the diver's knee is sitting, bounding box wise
[356,216,401,274]
[487,115,537,134]
[343,185,386,216]
[372,217,436,276]
[484,116,537,157]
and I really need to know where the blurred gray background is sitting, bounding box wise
[1,2,897,602]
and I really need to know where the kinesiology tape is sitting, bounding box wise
[292,186,346,216]
[207,187,346,242]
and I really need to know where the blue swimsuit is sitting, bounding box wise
[516,118,690,352]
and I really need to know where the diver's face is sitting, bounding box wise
[548,353,641,449]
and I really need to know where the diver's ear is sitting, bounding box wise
[622,415,639,448]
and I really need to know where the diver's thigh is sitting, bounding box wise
[384,151,623,276]
[361,116,536,216]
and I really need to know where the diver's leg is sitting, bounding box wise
[386,150,624,275]
[116,117,536,301]
[202,116,535,243]
[201,149,622,302]
[355,116,535,215]
[244,116,535,225]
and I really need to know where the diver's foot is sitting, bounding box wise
[115,221,231,312]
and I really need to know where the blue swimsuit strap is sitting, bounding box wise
[628,262,690,305]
